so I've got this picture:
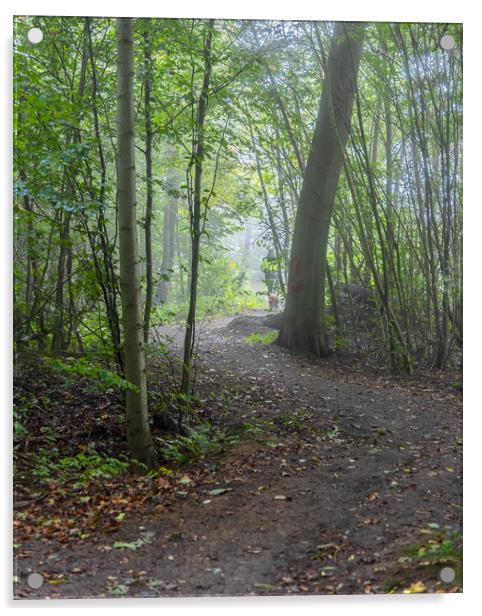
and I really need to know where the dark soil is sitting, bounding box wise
[13,311,462,599]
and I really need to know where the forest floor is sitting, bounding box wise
[13,310,462,599]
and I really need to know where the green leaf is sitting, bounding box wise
[208,487,232,496]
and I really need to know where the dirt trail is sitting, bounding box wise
[14,311,462,598]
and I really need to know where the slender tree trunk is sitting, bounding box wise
[51,211,71,350]
[86,16,124,372]
[240,222,252,282]
[177,230,186,302]
[274,141,291,261]
[264,62,305,174]
[181,20,214,395]
[249,124,287,297]
[52,24,88,351]
[156,144,178,305]
[116,17,157,469]
[24,197,39,322]
[143,27,154,343]
[278,22,365,355]
[326,261,341,343]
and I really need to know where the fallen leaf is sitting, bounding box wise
[403,580,427,593]
[208,488,232,497]
[254,582,275,590]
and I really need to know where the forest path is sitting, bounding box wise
[15,311,462,598]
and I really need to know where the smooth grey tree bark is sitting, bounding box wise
[156,144,178,305]
[277,22,365,355]
[116,17,157,469]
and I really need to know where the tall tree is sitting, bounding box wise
[278,22,365,355]
[116,17,157,469]
[142,25,154,343]
[155,144,178,306]
[51,23,89,351]
[181,20,214,395]
[12,17,463,375]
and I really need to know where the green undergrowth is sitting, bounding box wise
[243,330,278,345]
[46,356,139,394]
[156,421,239,466]
[385,526,462,593]
[32,446,130,488]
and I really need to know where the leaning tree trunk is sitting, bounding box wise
[116,17,157,469]
[277,22,365,355]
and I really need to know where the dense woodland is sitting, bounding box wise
[13,17,462,598]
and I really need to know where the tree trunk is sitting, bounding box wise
[249,123,287,297]
[86,16,124,373]
[52,23,88,351]
[181,20,214,395]
[51,211,71,350]
[116,17,157,469]
[278,22,365,355]
[156,144,178,305]
[143,26,154,343]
